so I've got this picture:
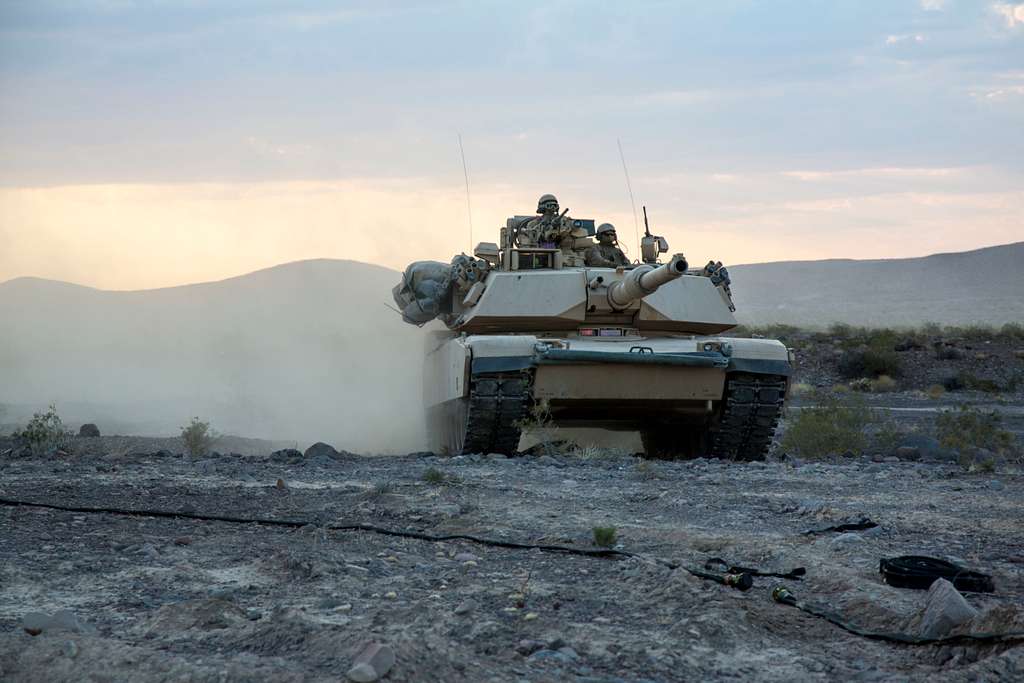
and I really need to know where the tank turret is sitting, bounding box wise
[394,199,792,462]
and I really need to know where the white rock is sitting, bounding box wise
[918,578,977,639]
[347,663,379,682]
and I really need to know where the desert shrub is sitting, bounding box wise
[926,384,946,400]
[422,467,460,485]
[871,419,913,453]
[592,526,618,548]
[933,343,965,361]
[935,405,1016,456]
[957,372,1002,394]
[788,382,813,396]
[848,378,872,392]
[781,393,872,459]
[180,417,214,457]
[12,404,69,455]
[837,347,902,379]
[870,375,899,392]
[828,323,854,340]
[999,322,1024,342]
[941,373,965,391]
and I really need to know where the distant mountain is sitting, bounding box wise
[729,242,1024,328]
[3,243,1021,442]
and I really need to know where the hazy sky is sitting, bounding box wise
[2,0,1022,289]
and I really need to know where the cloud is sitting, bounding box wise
[782,167,963,181]
[972,84,1024,100]
[920,0,946,10]
[992,3,1024,27]
[886,34,925,45]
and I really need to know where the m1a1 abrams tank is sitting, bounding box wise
[393,198,793,460]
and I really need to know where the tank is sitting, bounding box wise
[392,209,793,460]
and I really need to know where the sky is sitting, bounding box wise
[1,0,1022,290]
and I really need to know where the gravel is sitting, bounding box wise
[0,431,1022,681]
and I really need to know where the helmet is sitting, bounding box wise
[596,223,616,237]
[537,194,559,213]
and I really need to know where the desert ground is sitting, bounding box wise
[2,327,1023,682]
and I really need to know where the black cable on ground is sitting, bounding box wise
[771,586,1024,645]
[1,496,762,588]
[0,496,629,559]
[880,556,995,593]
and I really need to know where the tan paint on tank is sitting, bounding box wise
[533,364,724,400]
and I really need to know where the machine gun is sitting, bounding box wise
[640,206,670,264]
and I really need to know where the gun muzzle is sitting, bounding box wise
[607,253,688,309]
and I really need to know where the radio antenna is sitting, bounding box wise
[458,133,474,252]
[617,138,641,257]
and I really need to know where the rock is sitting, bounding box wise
[829,533,864,551]
[988,480,1005,491]
[269,448,302,462]
[155,449,173,458]
[528,649,576,664]
[453,552,479,563]
[347,663,379,682]
[22,610,87,636]
[78,423,100,437]
[348,642,395,682]
[62,640,79,658]
[537,455,560,467]
[516,639,544,655]
[894,446,921,462]
[21,612,47,635]
[173,536,192,546]
[304,442,340,459]
[453,600,476,616]
[884,456,900,464]
[870,453,885,463]
[916,579,977,639]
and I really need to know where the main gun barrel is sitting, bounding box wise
[607,253,688,309]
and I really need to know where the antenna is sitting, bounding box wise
[458,133,474,252]
[617,138,641,258]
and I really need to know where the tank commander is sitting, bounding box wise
[519,193,573,248]
[585,223,629,267]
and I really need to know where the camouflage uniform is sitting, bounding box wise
[585,223,628,267]
[519,193,573,248]
[585,243,628,267]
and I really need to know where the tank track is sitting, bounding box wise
[461,373,531,455]
[709,373,787,461]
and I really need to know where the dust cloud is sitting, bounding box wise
[0,259,428,452]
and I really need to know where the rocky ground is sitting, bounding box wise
[2,424,1023,682]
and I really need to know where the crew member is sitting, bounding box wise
[585,223,629,267]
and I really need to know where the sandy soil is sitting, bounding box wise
[2,434,1023,682]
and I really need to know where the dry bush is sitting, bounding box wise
[870,375,898,392]
[936,405,1016,457]
[592,526,618,548]
[12,404,70,455]
[180,417,215,457]
[781,393,872,459]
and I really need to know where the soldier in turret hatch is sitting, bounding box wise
[518,193,573,248]
[585,223,629,267]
